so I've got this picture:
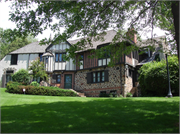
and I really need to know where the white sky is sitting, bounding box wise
[0,1,167,41]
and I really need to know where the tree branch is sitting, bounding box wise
[130,1,158,28]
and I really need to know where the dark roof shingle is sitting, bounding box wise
[10,42,49,54]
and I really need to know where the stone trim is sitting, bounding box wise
[3,67,17,74]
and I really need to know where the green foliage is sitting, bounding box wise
[7,1,179,63]
[126,92,133,97]
[6,81,22,93]
[99,92,110,97]
[12,69,30,85]
[28,58,48,81]
[138,55,179,96]
[6,82,77,97]
[1,87,179,133]
[99,92,118,97]
[0,27,38,60]
[30,81,40,87]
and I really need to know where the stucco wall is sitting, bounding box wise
[0,54,39,87]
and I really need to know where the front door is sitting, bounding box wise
[64,74,72,89]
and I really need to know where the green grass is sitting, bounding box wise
[0,88,179,133]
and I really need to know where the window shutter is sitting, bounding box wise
[52,74,56,83]
[104,70,109,82]
[87,72,92,84]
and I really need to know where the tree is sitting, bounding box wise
[0,27,38,60]
[138,55,179,96]
[28,58,48,82]
[8,1,179,63]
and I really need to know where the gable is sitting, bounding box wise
[46,41,71,52]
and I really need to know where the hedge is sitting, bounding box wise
[6,81,78,97]
[138,55,179,96]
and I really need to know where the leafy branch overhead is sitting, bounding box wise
[8,0,179,63]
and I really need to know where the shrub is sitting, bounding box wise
[12,69,30,85]
[119,94,124,97]
[126,92,133,97]
[99,92,110,97]
[6,82,78,97]
[99,92,118,97]
[30,81,40,87]
[138,55,179,96]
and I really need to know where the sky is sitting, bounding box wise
[0,1,167,41]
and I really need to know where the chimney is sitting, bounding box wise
[126,28,137,44]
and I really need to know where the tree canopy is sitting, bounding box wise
[7,0,179,63]
[0,27,38,60]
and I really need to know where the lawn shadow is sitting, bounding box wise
[1,98,179,133]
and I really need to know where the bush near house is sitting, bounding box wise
[6,81,78,97]
[12,69,30,85]
[138,55,179,96]
[30,81,40,87]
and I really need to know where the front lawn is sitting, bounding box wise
[0,88,179,133]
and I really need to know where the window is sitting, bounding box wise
[55,53,66,62]
[6,70,13,83]
[129,69,132,78]
[87,70,109,84]
[39,53,43,62]
[46,57,48,63]
[11,54,18,65]
[93,72,96,83]
[154,54,160,61]
[52,74,61,83]
[56,74,61,83]
[80,54,84,69]
[98,48,111,66]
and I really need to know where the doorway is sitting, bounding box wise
[64,74,72,89]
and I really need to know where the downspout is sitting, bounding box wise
[27,54,30,70]
[120,65,122,96]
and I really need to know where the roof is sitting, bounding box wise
[136,36,169,52]
[136,47,163,66]
[67,30,132,53]
[10,42,49,54]
[42,52,54,57]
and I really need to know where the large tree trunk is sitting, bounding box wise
[171,1,179,60]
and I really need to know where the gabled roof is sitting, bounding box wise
[67,30,133,53]
[10,42,49,54]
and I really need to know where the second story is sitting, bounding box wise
[42,41,76,72]
[70,30,139,70]
[68,30,168,70]
[0,42,47,72]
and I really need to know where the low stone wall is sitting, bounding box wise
[75,64,126,97]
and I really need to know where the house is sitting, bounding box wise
[42,41,76,89]
[0,42,48,87]
[71,30,139,97]
[0,29,167,97]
